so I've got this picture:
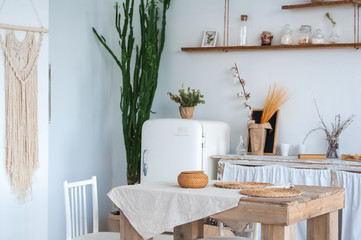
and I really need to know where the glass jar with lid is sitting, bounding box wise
[298,25,312,44]
[312,29,324,44]
[280,24,294,45]
[239,15,248,46]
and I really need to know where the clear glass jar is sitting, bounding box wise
[312,29,324,44]
[236,135,247,156]
[328,24,340,44]
[239,15,248,46]
[326,137,339,159]
[298,25,312,44]
[280,24,294,45]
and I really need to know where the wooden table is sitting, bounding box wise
[118,185,344,240]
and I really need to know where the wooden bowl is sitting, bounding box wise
[177,171,208,188]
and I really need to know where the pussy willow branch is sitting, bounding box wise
[314,99,331,137]
[315,99,355,138]
[302,127,322,144]
[303,100,355,144]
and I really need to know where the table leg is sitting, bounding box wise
[119,210,153,240]
[261,224,297,240]
[174,219,204,240]
[307,210,338,240]
[338,209,342,240]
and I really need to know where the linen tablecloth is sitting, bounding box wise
[107,181,246,239]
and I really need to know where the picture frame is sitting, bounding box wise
[246,109,280,155]
[201,30,217,47]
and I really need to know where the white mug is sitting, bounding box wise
[280,143,291,157]
[296,144,307,155]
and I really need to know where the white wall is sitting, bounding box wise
[48,0,126,239]
[0,0,49,239]
[47,0,361,239]
[152,0,361,156]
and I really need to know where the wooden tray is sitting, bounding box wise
[298,154,326,160]
[341,154,361,162]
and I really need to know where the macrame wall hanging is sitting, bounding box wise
[0,0,48,200]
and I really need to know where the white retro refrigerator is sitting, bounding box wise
[140,118,230,183]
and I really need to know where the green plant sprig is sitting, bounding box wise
[168,85,205,107]
[325,12,336,25]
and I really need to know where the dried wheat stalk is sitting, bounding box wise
[260,84,289,124]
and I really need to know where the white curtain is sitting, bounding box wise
[223,164,332,240]
[336,171,361,240]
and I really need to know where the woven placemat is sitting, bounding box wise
[214,181,273,189]
[240,188,302,198]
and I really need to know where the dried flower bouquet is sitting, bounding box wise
[315,101,355,158]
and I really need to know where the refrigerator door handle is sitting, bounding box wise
[143,149,148,176]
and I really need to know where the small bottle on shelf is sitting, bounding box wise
[328,24,340,44]
[239,15,248,46]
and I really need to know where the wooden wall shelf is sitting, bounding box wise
[282,1,353,10]
[181,43,361,52]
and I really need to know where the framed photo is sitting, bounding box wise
[247,109,280,155]
[201,30,217,47]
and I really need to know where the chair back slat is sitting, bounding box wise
[64,176,99,240]
[70,188,75,238]
[79,186,83,235]
[91,176,99,233]
[75,187,79,237]
[83,185,88,234]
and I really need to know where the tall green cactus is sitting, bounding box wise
[93,0,171,184]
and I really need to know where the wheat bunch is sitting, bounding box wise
[260,84,289,124]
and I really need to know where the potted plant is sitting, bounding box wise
[168,85,205,119]
[92,0,172,184]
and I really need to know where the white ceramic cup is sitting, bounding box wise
[296,144,307,155]
[280,143,291,157]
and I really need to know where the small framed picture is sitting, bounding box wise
[201,30,217,47]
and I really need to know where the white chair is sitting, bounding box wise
[63,176,119,240]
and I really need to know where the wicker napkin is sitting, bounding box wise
[108,181,246,239]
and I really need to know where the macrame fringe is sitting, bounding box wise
[0,30,42,200]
